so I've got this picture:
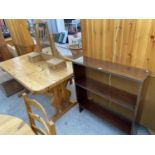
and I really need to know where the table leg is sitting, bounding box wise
[50,79,76,122]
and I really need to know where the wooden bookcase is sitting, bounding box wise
[73,56,149,134]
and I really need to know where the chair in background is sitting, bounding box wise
[5,19,35,55]
[0,27,24,97]
[22,93,56,135]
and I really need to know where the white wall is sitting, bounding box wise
[56,19,65,32]
[28,19,58,33]
[44,19,58,33]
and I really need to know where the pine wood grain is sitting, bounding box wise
[0,114,34,135]
[0,53,75,122]
[23,94,56,135]
[5,19,35,55]
[81,19,155,131]
[0,54,73,93]
[81,19,155,75]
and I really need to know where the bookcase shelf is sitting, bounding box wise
[75,77,137,111]
[80,99,132,133]
[73,56,149,134]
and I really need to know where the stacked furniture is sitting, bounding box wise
[0,27,23,96]
[0,27,13,61]
[73,56,149,134]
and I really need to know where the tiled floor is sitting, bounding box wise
[0,82,150,135]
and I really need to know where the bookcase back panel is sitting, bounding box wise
[86,67,139,95]
[87,92,133,120]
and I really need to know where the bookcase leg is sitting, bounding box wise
[79,105,84,112]
[130,123,137,135]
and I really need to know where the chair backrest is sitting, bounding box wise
[5,19,35,55]
[22,93,56,135]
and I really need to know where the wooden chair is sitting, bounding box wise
[5,19,35,55]
[22,93,56,135]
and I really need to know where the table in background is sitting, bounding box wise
[0,114,34,135]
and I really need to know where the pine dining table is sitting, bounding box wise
[0,53,75,121]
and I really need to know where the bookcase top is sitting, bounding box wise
[73,56,150,82]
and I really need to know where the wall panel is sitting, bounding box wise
[81,19,155,75]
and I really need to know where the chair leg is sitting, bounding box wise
[18,89,30,97]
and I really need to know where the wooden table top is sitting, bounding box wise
[0,53,73,93]
[0,115,34,135]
